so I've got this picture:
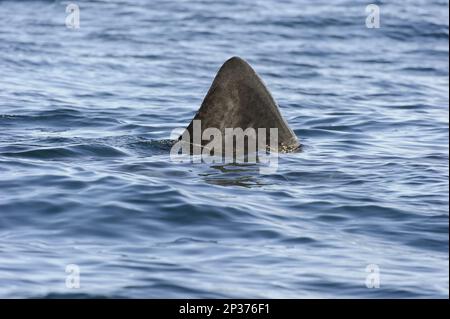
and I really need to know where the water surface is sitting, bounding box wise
[0,0,448,298]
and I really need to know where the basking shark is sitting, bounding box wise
[179,56,299,154]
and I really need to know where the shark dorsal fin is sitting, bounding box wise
[184,56,299,151]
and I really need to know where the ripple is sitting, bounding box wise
[1,144,127,159]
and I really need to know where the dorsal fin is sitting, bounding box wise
[183,56,299,151]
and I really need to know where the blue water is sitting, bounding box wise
[0,0,448,298]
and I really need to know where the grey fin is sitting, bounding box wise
[182,56,299,151]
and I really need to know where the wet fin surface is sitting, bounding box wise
[184,56,299,151]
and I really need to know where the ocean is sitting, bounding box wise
[0,0,448,298]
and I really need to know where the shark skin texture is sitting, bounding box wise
[182,56,300,153]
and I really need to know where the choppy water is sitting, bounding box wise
[0,0,448,298]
